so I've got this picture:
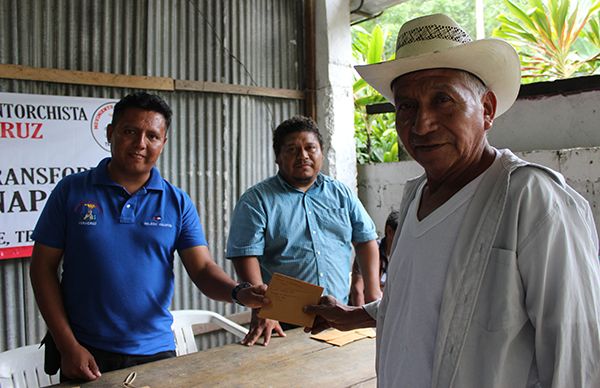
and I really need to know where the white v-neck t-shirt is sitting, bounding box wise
[377,165,492,387]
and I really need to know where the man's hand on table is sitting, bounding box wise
[61,343,102,381]
[241,309,286,346]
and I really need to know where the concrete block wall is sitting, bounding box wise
[489,90,600,152]
[357,147,600,241]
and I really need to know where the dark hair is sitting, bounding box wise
[272,116,323,157]
[111,92,173,130]
[385,210,400,230]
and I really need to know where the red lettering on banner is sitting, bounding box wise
[93,105,112,129]
[30,123,43,139]
[0,122,44,139]
[1,122,14,137]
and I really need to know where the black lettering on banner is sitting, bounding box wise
[0,166,92,186]
[0,103,88,121]
[14,230,34,243]
[48,167,61,184]
[0,189,49,213]
[3,190,26,213]
[36,167,49,185]
[29,190,47,211]
[1,169,19,185]
[0,166,94,213]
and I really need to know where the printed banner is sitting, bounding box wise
[0,92,115,259]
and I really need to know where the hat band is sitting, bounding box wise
[396,25,472,53]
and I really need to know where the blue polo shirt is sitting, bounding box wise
[226,173,377,303]
[32,158,207,355]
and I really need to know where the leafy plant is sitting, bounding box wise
[352,25,408,164]
[583,13,600,46]
[493,0,600,82]
[355,112,404,163]
[581,13,600,72]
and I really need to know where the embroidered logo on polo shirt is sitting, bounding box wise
[76,201,102,225]
[143,215,172,228]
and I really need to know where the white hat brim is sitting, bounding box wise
[355,38,521,117]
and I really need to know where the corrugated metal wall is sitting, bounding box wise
[0,0,305,351]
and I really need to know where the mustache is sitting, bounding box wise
[294,160,313,167]
[409,133,447,147]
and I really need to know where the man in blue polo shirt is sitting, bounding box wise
[226,116,381,346]
[30,92,268,382]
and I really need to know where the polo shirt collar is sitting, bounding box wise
[144,166,164,190]
[92,157,163,191]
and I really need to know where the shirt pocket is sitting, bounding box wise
[473,247,528,332]
[315,207,352,242]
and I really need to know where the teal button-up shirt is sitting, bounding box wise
[226,173,377,302]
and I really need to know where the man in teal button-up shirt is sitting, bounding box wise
[226,116,381,346]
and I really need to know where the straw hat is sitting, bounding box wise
[355,14,521,117]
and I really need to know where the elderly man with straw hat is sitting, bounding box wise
[304,14,600,387]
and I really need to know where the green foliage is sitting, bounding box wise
[357,0,517,42]
[355,112,407,164]
[352,25,407,164]
[352,0,599,164]
[351,0,511,165]
[584,13,600,46]
[493,0,600,82]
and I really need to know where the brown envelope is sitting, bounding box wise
[311,327,377,346]
[258,272,324,327]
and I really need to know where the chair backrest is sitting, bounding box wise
[170,310,249,356]
[0,344,59,388]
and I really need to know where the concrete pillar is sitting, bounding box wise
[313,0,357,190]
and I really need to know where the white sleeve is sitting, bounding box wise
[515,171,600,387]
[362,299,380,320]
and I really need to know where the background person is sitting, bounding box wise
[226,115,381,346]
[349,210,399,306]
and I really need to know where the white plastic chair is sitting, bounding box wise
[0,344,59,388]
[170,310,249,356]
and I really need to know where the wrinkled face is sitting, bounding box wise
[276,131,323,189]
[106,107,167,180]
[392,69,495,180]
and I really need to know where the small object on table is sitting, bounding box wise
[122,371,150,388]
[311,327,376,346]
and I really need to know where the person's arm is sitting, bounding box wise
[231,256,286,346]
[504,170,600,386]
[179,246,268,308]
[349,260,365,306]
[519,205,600,385]
[303,295,377,334]
[29,242,101,381]
[353,240,382,302]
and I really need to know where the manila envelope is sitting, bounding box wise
[311,327,376,346]
[258,272,324,327]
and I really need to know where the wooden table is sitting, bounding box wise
[52,329,377,387]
